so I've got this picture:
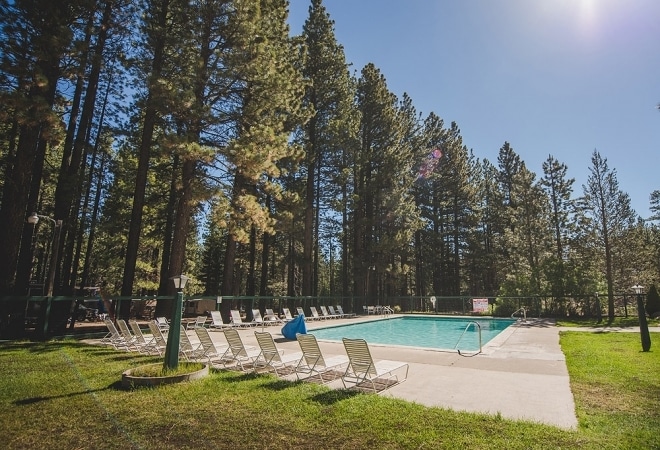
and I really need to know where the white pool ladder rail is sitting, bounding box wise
[511,307,527,322]
[454,321,482,356]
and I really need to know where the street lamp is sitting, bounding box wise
[163,274,189,371]
[632,284,651,352]
[594,292,602,323]
[27,212,63,297]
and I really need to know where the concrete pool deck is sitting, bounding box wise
[209,315,580,429]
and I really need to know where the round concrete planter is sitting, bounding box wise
[122,363,209,389]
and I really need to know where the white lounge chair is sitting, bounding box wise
[341,338,409,392]
[282,308,294,322]
[116,319,140,350]
[194,327,230,366]
[335,305,355,318]
[128,320,158,354]
[186,316,208,330]
[320,305,339,319]
[155,316,170,331]
[264,308,284,324]
[296,333,348,383]
[230,309,255,328]
[327,305,343,318]
[253,331,302,376]
[146,320,168,355]
[178,326,203,361]
[251,309,276,327]
[208,310,227,330]
[309,306,325,321]
[221,328,261,371]
[103,318,130,350]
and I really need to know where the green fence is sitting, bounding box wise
[0,293,643,340]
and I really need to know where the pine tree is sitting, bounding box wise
[540,155,576,298]
[581,150,638,321]
[0,0,91,295]
[299,0,354,296]
[220,0,307,313]
[353,63,399,301]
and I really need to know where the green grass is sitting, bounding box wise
[557,317,660,328]
[0,334,658,449]
[559,331,660,448]
[129,361,204,377]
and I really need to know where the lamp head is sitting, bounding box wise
[171,275,189,290]
[631,284,643,295]
[27,212,39,225]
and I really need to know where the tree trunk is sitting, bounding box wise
[121,0,171,304]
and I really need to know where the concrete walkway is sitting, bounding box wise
[204,316,579,429]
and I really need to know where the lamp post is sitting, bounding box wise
[632,284,651,352]
[27,212,63,297]
[594,292,602,323]
[163,275,189,371]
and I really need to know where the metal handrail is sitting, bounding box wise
[511,307,527,321]
[454,321,482,356]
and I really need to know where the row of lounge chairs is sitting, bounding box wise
[165,305,358,331]
[102,318,408,392]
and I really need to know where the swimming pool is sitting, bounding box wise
[310,316,516,352]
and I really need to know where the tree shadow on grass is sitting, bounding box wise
[308,389,361,405]
[221,371,260,383]
[13,381,123,406]
[261,378,301,392]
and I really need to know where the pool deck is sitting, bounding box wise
[91,315,660,429]
[209,315,580,429]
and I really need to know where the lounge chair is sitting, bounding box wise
[296,306,314,321]
[230,309,255,328]
[186,315,208,330]
[251,309,276,327]
[178,326,203,361]
[341,338,409,392]
[320,305,339,319]
[282,308,294,322]
[296,333,348,383]
[128,320,157,354]
[253,331,302,376]
[155,316,170,331]
[103,318,130,350]
[335,305,356,318]
[327,305,343,318]
[194,327,230,366]
[309,306,325,321]
[221,328,261,371]
[146,320,168,355]
[264,308,283,324]
[116,319,140,350]
[208,310,227,330]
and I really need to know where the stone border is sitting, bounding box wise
[121,363,209,389]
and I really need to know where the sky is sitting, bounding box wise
[287,0,660,219]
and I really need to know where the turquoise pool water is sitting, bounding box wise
[310,316,516,351]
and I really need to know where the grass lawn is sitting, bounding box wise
[557,317,660,328]
[0,332,658,449]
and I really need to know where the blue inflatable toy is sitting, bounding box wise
[281,313,307,340]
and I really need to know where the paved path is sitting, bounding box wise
[203,316,579,429]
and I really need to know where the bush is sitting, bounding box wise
[492,298,519,317]
[646,284,660,318]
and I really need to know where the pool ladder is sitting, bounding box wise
[381,306,394,318]
[454,321,482,356]
[511,307,527,322]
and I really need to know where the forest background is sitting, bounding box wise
[1,0,659,324]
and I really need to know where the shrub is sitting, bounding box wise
[646,284,660,318]
[492,298,518,317]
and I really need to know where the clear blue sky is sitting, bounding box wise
[287,0,660,219]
